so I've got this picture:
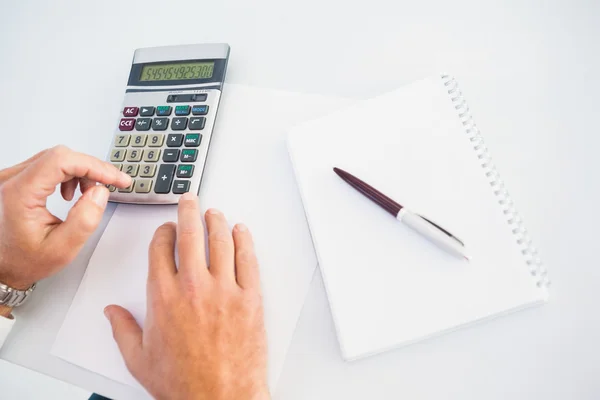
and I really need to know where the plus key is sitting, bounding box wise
[154,164,176,194]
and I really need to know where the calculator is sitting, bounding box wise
[106,44,230,204]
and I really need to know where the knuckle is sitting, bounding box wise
[236,249,256,265]
[49,145,70,158]
[209,229,231,245]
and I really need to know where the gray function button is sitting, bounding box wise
[189,117,206,130]
[154,164,176,194]
[167,134,184,147]
[139,106,155,117]
[172,117,188,130]
[172,180,191,194]
[135,118,151,131]
[152,118,169,131]
[162,149,180,162]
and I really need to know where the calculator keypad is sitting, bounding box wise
[109,89,218,203]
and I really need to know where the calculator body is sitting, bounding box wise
[107,44,230,204]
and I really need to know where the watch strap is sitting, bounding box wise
[0,282,36,307]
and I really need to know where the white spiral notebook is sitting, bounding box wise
[287,75,550,360]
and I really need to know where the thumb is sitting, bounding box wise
[104,305,143,375]
[47,185,109,257]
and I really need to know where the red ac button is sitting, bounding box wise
[119,118,136,131]
[123,107,139,117]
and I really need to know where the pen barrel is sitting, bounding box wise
[397,210,466,259]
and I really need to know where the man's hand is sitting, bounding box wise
[104,193,269,400]
[0,146,132,291]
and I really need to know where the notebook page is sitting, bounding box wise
[52,84,352,393]
[288,76,545,360]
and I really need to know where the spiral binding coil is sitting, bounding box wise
[441,75,550,290]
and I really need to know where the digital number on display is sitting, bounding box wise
[140,62,214,81]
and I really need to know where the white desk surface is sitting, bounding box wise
[1,1,599,399]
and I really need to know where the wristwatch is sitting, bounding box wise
[0,282,36,307]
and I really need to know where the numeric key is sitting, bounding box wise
[131,134,147,147]
[148,134,165,147]
[110,149,126,162]
[123,164,139,177]
[114,135,130,147]
[140,164,157,177]
[143,149,161,162]
[127,149,143,162]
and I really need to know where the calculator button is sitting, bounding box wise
[110,149,126,162]
[118,181,135,193]
[180,149,198,162]
[193,94,208,102]
[123,107,139,117]
[140,106,155,117]
[115,134,130,147]
[175,105,191,116]
[139,164,157,177]
[152,118,169,131]
[148,134,165,147]
[172,117,188,130]
[123,164,139,177]
[192,105,209,115]
[156,106,172,116]
[177,164,194,178]
[143,149,161,162]
[172,180,191,194]
[131,134,147,147]
[119,118,135,131]
[107,185,116,192]
[167,134,184,147]
[162,149,180,162]
[135,118,151,131]
[189,117,206,130]
[154,164,176,194]
[112,163,122,171]
[127,149,143,162]
[184,134,201,147]
[134,179,153,193]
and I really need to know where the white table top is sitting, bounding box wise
[1,1,599,399]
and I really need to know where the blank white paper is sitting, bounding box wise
[52,84,351,394]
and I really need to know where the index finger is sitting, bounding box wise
[19,146,131,196]
[177,192,210,283]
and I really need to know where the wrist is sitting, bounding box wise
[0,305,13,319]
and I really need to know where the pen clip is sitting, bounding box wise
[418,214,465,247]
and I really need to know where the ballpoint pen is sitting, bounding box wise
[333,167,470,261]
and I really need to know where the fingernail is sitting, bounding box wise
[207,208,221,215]
[235,223,247,232]
[103,306,111,320]
[120,171,132,183]
[91,186,109,208]
[180,192,197,202]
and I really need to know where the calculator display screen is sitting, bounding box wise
[140,62,215,81]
